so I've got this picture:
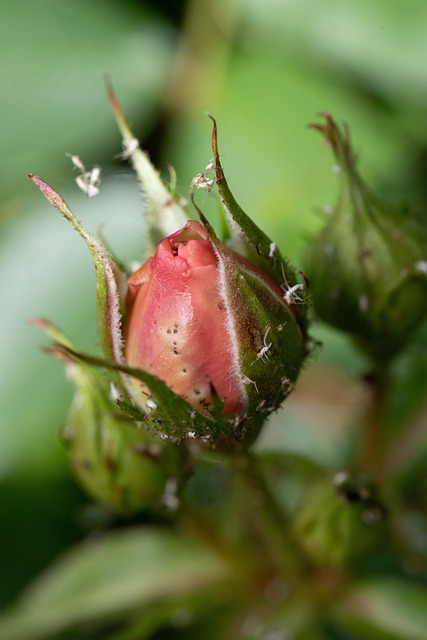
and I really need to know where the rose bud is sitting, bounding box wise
[34,319,182,515]
[31,100,310,443]
[293,473,386,568]
[123,218,307,434]
[305,113,427,362]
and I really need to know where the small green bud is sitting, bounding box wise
[63,365,176,515]
[36,319,178,515]
[293,472,386,568]
[305,114,427,361]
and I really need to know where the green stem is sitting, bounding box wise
[383,400,427,480]
[360,366,391,479]
[164,0,240,117]
[230,448,303,580]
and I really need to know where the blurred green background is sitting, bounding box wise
[2,0,427,631]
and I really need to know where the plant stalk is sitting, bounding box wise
[230,448,303,580]
[360,366,391,479]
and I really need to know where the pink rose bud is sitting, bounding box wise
[31,99,310,442]
[124,219,306,423]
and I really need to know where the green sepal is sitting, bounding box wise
[207,117,310,339]
[106,78,187,252]
[49,342,260,443]
[209,118,298,282]
[232,263,306,406]
[190,196,307,427]
[215,238,305,416]
[29,175,125,369]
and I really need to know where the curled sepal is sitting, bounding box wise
[48,342,268,443]
[310,113,356,173]
[106,78,187,252]
[208,117,306,310]
[34,319,180,514]
[197,215,306,426]
[29,175,124,366]
[305,114,427,361]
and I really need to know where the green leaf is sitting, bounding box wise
[0,527,230,640]
[333,578,427,640]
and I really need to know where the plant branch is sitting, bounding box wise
[360,365,391,479]
[230,448,304,580]
[383,402,427,480]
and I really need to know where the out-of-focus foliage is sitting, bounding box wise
[2,0,427,638]
[0,0,175,204]
[0,527,230,640]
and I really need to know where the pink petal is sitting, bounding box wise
[124,222,244,415]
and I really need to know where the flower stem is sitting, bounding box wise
[360,366,391,479]
[230,448,303,579]
[383,398,427,480]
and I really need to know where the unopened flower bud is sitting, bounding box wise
[64,368,177,515]
[124,218,306,432]
[35,319,179,515]
[305,114,427,361]
[31,97,310,443]
[293,473,386,567]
